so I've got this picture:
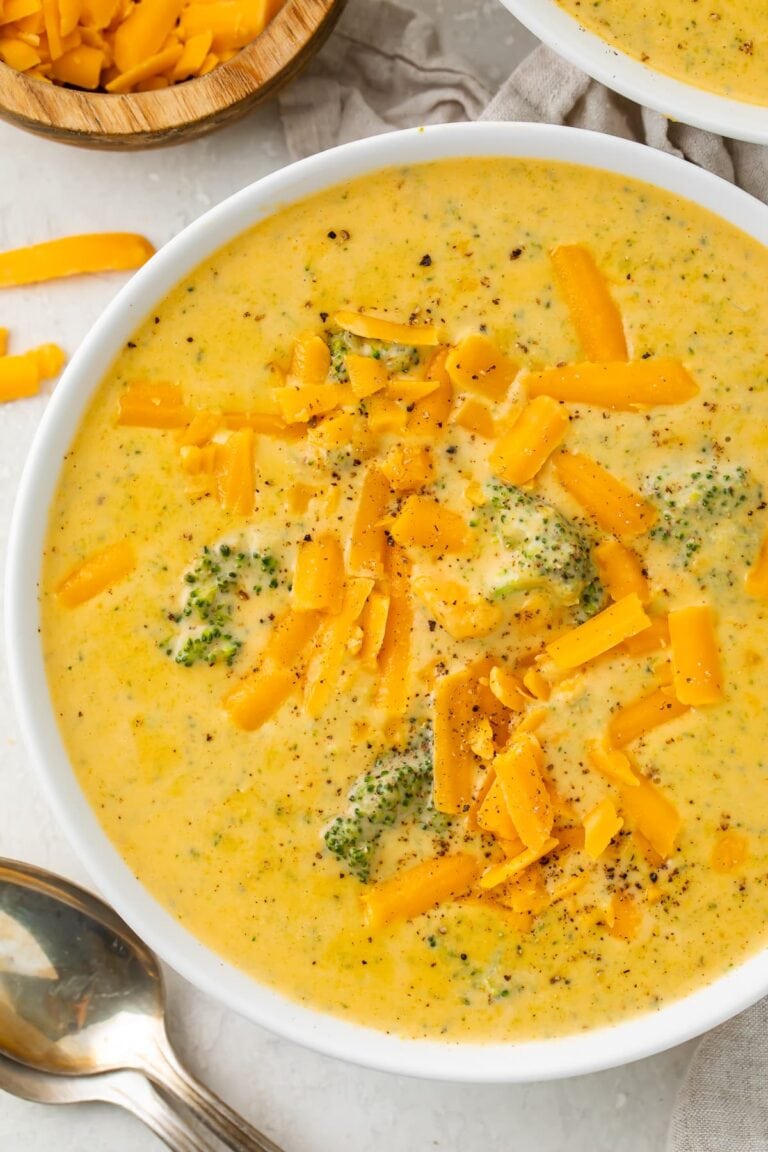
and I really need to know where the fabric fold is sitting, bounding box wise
[278,1,768,203]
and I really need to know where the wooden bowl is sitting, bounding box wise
[0,0,345,150]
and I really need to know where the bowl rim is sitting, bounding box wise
[7,121,768,1083]
[499,0,768,145]
[0,0,344,147]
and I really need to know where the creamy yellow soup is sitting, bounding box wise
[556,0,768,105]
[42,158,768,1043]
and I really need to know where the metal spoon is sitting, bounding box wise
[0,858,282,1152]
[0,1051,215,1152]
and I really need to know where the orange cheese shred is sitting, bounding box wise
[118,382,188,428]
[363,853,481,929]
[554,451,658,538]
[389,494,470,553]
[407,348,453,436]
[57,540,136,607]
[490,395,569,486]
[450,396,495,438]
[608,685,690,747]
[488,665,530,711]
[550,244,628,362]
[546,593,650,670]
[594,539,650,603]
[608,890,642,941]
[475,776,521,842]
[479,837,559,891]
[292,531,345,615]
[334,310,438,346]
[586,739,639,787]
[303,577,374,718]
[623,613,670,656]
[432,661,508,816]
[346,353,387,399]
[379,444,435,492]
[445,333,518,403]
[620,775,681,859]
[0,342,65,402]
[177,410,221,447]
[668,604,724,706]
[358,589,390,667]
[112,0,183,72]
[493,733,553,851]
[348,465,391,578]
[0,233,155,287]
[583,797,623,859]
[216,427,254,516]
[290,333,331,386]
[274,382,347,424]
[263,608,322,666]
[526,359,698,410]
[376,544,413,719]
[223,667,295,732]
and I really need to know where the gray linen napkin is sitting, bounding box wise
[278,4,768,1146]
[668,999,768,1152]
[278,0,768,202]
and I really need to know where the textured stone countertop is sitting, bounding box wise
[0,3,693,1147]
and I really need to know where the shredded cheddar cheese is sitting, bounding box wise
[0,0,285,91]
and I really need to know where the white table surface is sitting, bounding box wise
[0,3,696,1148]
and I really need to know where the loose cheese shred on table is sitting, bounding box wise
[0,327,66,403]
[0,233,155,287]
[0,0,286,91]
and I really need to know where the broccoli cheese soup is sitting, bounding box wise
[41,158,768,1042]
[555,0,768,105]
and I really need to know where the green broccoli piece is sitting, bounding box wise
[327,329,421,383]
[324,727,444,882]
[649,463,764,569]
[481,481,604,613]
[175,628,241,668]
[164,542,282,668]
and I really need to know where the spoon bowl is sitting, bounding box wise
[0,859,161,1076]
[0,858,280,1152]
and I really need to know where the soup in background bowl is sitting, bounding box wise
[498,0,768,146]
[8,123,768,1082]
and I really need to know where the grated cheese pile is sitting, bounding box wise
[0,0,285,93]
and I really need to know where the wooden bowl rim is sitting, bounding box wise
[0,0,341,141]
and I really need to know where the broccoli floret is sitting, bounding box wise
[649,463,764,569]
[163,542,282,668]
[175,628,241,668]
[481,482,604,612]
[324,726,444,882]
[328,330,421,383]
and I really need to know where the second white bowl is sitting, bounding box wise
[501,0,768,145]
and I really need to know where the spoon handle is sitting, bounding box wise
[145,1037,283,1152]
[100,1068,218,1152]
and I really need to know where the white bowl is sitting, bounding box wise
[500,0,768,145]
[7,122,768,1082]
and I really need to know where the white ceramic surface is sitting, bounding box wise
[500,0,768,145]
[7,120,767,1086]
